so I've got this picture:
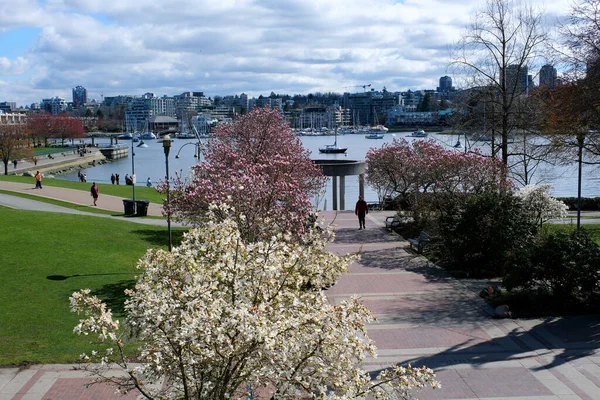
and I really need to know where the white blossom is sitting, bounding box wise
[516,184,569,226]
[70,204,438,399]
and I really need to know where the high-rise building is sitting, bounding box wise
[539,64,557,89]
[72,86,88,107]
[438,76,453,92]
[41,97,67,114]
[505,65,530,95]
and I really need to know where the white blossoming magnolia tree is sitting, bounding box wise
[515,184,568,226]
[71,206,439,399]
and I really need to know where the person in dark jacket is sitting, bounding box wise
[355,196,368,230]
[90,182,99,206]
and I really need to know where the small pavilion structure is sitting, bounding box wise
[313,159,366,210]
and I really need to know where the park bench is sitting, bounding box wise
[368,202,382,211]
[385,215,402,230]
[408,231,430,253]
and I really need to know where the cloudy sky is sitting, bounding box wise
[0,0,573,107]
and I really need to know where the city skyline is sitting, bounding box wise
[0,0,572,107]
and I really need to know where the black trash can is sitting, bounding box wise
[135,200,150,217]
[122,199,135,216]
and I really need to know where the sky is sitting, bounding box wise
[0,0,574,107]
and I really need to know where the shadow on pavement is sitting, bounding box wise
[334,227,400,244]
[370,318,600,378]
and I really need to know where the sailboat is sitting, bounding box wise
[319,128,347,154]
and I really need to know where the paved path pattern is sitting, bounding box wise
[1,206,599,399]
[322,211,600,400]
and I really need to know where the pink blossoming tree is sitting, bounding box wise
[164,107,326,242]
[366,139,510,218]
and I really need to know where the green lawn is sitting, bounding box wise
[0,207,185,366]
[0,175,165,204]
[544,223,600,244]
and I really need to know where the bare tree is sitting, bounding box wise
[538,0,600,228]
[450,0,549,169]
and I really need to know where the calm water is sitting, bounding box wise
[59,133,600,210]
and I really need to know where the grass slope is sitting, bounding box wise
[0,207,179,366]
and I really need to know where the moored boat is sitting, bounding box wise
[407,129,427,138]
[319,128,347,154]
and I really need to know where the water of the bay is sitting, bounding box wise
[58,132,599,210]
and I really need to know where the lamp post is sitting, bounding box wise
[131,136,136,214]
[175,141,202,159]
[162,134,173,251]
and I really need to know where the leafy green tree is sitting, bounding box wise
[437,191,537,277]
[504,229,600,303]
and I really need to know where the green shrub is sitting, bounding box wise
[503,229,600,303]
[436,191,537,277]
[555,197,600,211]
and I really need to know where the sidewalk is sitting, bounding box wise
[0,181,163,217]
[1,210,599,399]
[321,211,600,400]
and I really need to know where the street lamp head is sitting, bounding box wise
[162,134,172,157]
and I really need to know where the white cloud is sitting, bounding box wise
[0,0,574,106]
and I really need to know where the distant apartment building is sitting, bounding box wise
[393,111,438,126]
[41,97,67,114]
[437,76,453,92]
[342,91,399,125]
[539,64,558,89]
[0,102,16,113]
[72,86,88,107]
[253,96,283,111]
[174,92,213,118]
[504,64,531,95]
[151,96,176,118]
[125,96,154,130]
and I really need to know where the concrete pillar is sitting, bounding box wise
[339,175,345,210]
[359,173,365,199]
[332,176,338,210]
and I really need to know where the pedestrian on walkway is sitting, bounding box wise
[13,159,17,169]
[111,174,116,185]
[90,182,99,206]
[34,171,43,189]
[355,196,368,230]
[116,173,120,185]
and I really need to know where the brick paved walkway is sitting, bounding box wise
[1,209,599,399]
[322,210,600,400]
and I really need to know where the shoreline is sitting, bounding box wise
[6,149,108,177]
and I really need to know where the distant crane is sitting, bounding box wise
[343,84,372,92]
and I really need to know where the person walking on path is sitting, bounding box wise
[34,171,43,189]
[13,159,17,169]
[116,173,120,185]
[355,196,368,230]
[90,182,99,206]
[111,174,116,185]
